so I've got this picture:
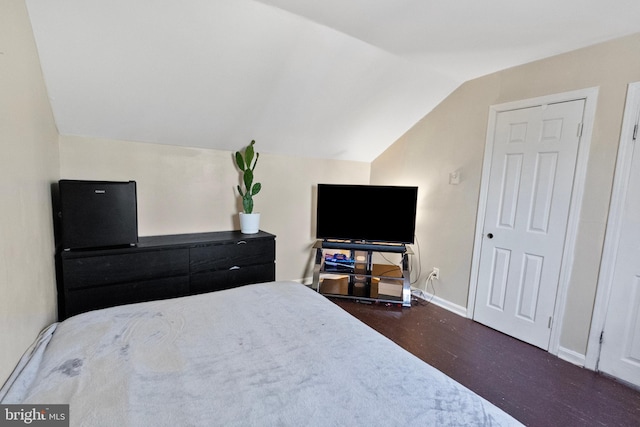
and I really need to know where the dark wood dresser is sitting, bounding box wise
[56,230,276,320]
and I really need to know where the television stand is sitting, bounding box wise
[311,240,412,307]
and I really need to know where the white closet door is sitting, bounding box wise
[474,99,585,349]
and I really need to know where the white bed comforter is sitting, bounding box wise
[1,281,521,426]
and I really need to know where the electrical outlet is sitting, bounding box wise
[432,267,440,280]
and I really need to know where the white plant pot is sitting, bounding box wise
[239,212,260,234]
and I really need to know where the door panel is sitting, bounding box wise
[517,253,543,321]
[474,99,585,349]
[499,154,523,228]
[528,152,557,233]
[488,248,510,310]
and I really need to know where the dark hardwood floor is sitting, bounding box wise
[331,296,640,427]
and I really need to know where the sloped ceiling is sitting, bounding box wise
[25,0,640,162]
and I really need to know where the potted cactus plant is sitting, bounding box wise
[235,140,262,234]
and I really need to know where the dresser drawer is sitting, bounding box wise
[190,238,275,273]
[64,275,190,318]
[190,263,275,294]
[63,248,189,289]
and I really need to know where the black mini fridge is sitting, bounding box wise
[58,180,138,250]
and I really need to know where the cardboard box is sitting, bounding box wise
[378,279,403,297]
[320,276,349,295]
[371,264,403,278]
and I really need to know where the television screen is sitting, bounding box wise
[316,184,418,244]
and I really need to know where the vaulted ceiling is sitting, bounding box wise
[25,0,640,162]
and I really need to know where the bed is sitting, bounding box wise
[1,281,521,426]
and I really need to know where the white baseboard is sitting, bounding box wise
[414,289,468,318]
[557,346,587,368]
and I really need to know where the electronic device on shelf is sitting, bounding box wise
[320,240,407,253]
[315,184,418,245]
[324,253,355,272]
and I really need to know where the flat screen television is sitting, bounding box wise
[316,184,418,244]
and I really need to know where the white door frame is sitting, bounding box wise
[585,82,640,371]
[467,87,599,357]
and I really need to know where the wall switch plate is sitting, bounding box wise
[449,170,461,185]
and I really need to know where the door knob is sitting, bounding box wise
[487,233,494,239]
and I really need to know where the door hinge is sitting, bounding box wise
[633,124,638,141]
[577,123,583,138]
[548,316,553,328]
[600,331,604,344]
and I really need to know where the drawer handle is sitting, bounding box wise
[229,266,241,271]
[237,241,247,245]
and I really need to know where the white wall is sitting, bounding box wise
[373,32,640,356]
[0,0,60,383]
[59,136,370,282]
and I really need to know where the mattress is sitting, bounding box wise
[1,281,521,426]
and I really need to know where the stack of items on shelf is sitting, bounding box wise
[320,253,353,295]
[323,253,355,272]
